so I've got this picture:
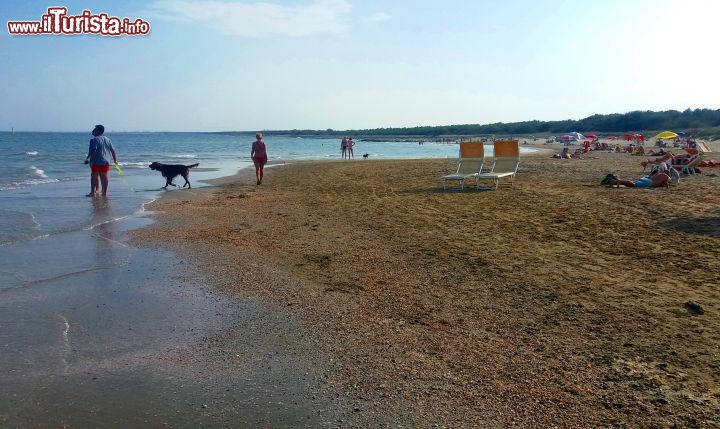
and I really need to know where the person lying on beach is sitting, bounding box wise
[602,173,671,189]
[672,154,695,166]
[641,152,675,168]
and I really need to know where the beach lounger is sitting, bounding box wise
[670,148,704,175]
[475,140,520,190]
[442,142,485,190]
[696,141,712,154]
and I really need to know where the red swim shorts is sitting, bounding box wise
[91,164,110,173]
[253,156,267,167]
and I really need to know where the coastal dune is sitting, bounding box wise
[134,151,720,427]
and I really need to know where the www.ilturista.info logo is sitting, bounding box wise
[7,7,150,36]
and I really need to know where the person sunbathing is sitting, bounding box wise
[641,152,675,168]
[673,154,694,165]
[608,173,671,189]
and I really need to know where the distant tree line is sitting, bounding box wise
[257,109,720,137]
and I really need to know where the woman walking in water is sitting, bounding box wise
[84,124,117,197]
[251,132,268,185]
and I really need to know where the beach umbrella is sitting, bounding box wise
[569,132,585,140]
[585,134,598,139]
[655,131,679,139]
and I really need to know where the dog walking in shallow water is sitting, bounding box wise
[149,162,199,189]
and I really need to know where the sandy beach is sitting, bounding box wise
[133,145,720,427]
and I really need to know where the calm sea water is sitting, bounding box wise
[0,132,532,246]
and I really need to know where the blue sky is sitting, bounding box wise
[1,0,718,131]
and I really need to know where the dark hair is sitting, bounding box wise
[93,125,105,136]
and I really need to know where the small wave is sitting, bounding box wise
[0,178,60,191]
[28,166,48,179]
[172,154,198,159]
[141,198,158,212]
[0,209,45,245]
[83,214,133,231]
[28,212,41,229]
[26,151,38,155]
[118,161,151,168]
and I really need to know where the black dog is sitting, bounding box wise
[362,153,369,159]
[149,162,199,189]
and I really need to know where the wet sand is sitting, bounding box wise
[132,145,720,427]
[0,210,346,427]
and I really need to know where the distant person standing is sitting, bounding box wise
[84,124,117,197]
[251,132,268,185]
[347,137,355,159]
[341,137,348,160]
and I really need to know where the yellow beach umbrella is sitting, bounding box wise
[655,131,679,139]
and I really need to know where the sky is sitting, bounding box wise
[1,0,719,132]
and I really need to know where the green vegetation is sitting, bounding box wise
[257,108,720,138]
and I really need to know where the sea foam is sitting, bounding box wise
[28,166,48,179]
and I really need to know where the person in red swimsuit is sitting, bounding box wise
[84,124,117,197]
[251,132,268,185]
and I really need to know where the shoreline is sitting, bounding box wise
[0,162,350,427]
[132,150,720,426]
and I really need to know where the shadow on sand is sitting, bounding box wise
[397,186,501,195]
[662,215,720,238]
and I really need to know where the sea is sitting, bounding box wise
[0,132,532,249]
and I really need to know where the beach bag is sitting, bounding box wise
[600,174,617,186]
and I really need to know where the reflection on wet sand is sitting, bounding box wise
[90,197,127,252]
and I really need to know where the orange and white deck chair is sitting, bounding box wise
[442,142,485,191]
[476,140,520,190]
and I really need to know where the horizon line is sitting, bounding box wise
[4,106,719,134]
